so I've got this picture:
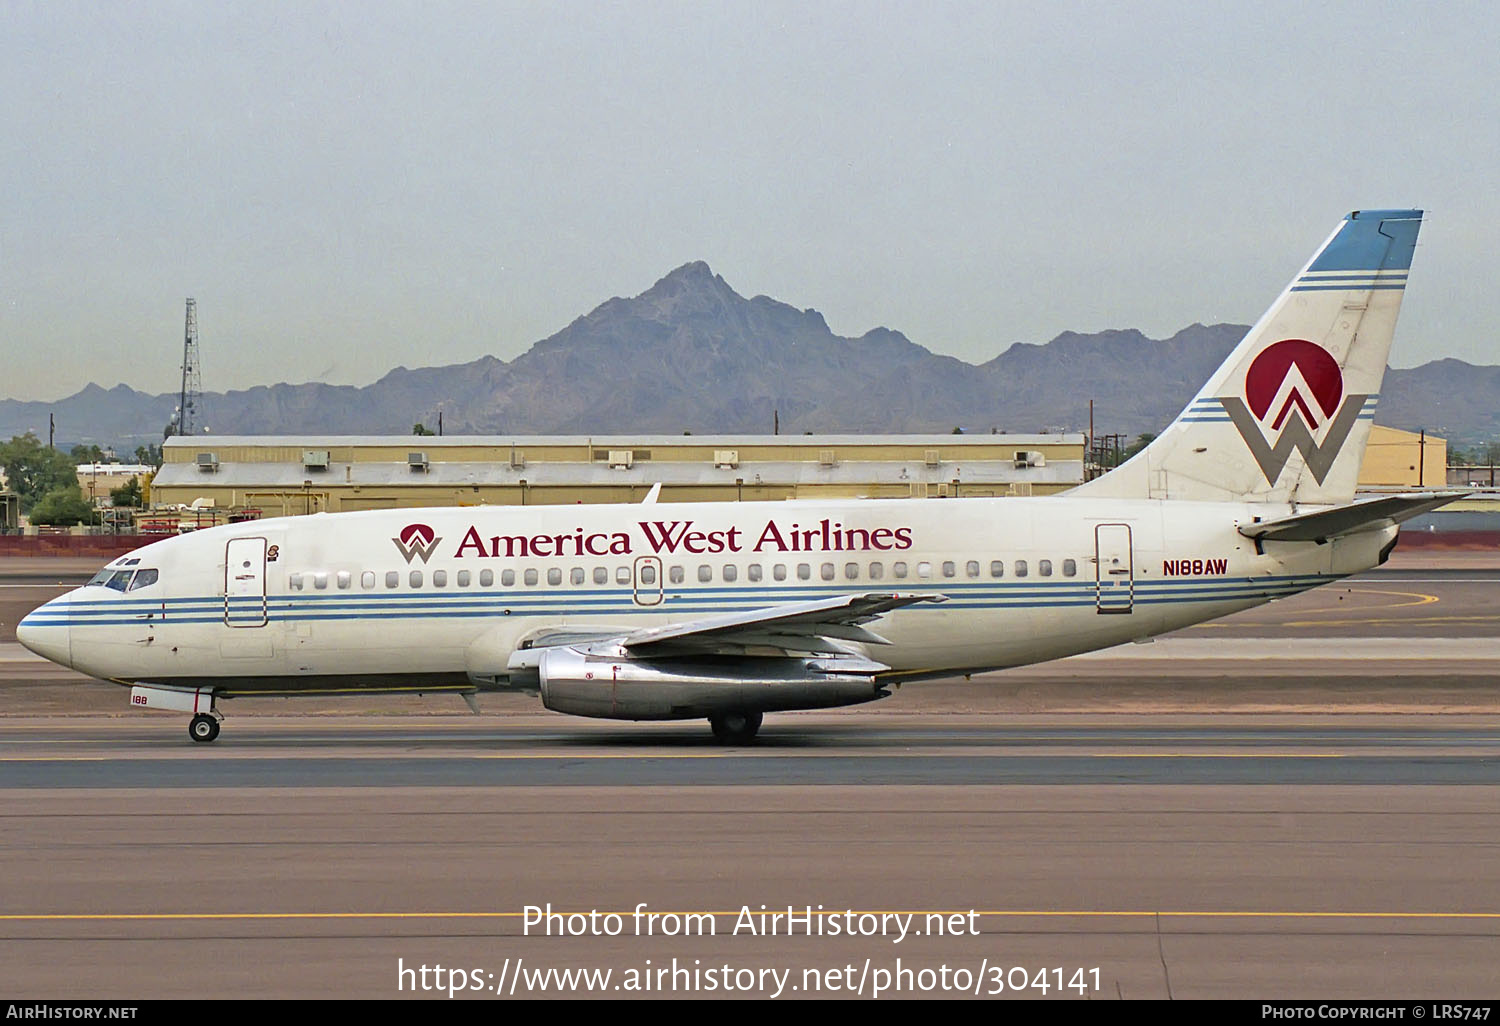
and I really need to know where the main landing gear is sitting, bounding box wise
[189,713,221,744]
[708,710,762,745]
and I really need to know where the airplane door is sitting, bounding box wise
[1094,524,1134,614]
[633,555,663,606]
[224,537,269,627]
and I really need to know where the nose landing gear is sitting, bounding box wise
[129,684,224,744]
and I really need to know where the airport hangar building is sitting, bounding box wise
[151,434,1086,515]
[150,425,1442,516]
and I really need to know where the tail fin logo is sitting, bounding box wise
[1220,339,1367,486]
[393,523,442,564]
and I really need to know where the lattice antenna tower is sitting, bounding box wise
[177,298,203,436]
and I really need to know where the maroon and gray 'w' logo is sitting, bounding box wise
[1220,339,1368,487]
[393,523,442,564]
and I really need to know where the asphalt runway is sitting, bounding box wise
[2,766,1499,999]
[2,551,1498,998]
[3,718,1500,787]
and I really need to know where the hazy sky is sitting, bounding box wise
[3,1,1496,401]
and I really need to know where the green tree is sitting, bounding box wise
[110,476,143,508]
[29,484,95,527]
[1123,433,1157,460]
[412,423,435,436]
[133,444,163,468]
[69,444,105,464]
[0,433,80,512]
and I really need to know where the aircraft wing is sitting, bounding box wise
[619,592,946,655]
[506,593,945,676]
[1239,491,1468,543]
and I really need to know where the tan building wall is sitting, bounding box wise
[1358,425,1446,489]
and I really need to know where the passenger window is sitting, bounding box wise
[990,560,1004,578]
[941,561,955,578]
[1014,560,1028,578]
[966,561,980,578]
[433,570,448,587]
[669,565,685,584]
[723,565,737,582]
[797,564,811,581]
[640,565,657,585]
[616,567,631,584]
[748,564,763,582]
[480,569,494,587]
[820,563,835,581]
[313,572,329,590]
[385,571,400,589]
[523,569,538,586]
[571,567,586,585]
[336,571,352,589]
[547,568,561,586]
[595,567,609,585]
[1063,559,1077,577]
[1039,559,1052,577]
[845,562,859,580]
[893,561,908,579]
[501,569,515,587]
[409,570,423,588]
[457,570,471,587]
[869,562,884,580]
[128,569,159,591]
[773,564,786,581]
[288,573,304,591]
[698,565,712,583]
[917,561,932,578]
[361,571,376,589]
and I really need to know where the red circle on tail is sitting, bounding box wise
[1244,340,1343,424]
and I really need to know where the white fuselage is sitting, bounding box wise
[20,495,1395,697]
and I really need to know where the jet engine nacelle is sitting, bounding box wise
[536,645,889,720]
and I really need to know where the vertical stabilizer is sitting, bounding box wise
[1075,210,1422,505]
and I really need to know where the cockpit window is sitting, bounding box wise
[127,569,159,591]
[88,564,153,590]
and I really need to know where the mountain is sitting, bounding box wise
[2,263,1494,446]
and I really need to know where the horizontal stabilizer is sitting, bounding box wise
[1238,491,1467,543]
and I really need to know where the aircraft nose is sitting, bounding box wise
[16,599,72,669]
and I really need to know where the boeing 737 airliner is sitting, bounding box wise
[17,210,1460,743]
